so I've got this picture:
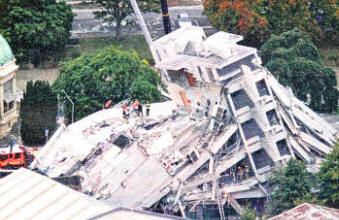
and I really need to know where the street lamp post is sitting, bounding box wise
[61,89,74,124]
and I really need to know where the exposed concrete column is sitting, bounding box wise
[226,92,260,181]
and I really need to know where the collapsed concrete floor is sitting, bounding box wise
[31,27,337,219]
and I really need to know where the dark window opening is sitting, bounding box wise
[14,153,21,159]
[277,139,290,156]
[1,154,8,161]
[252,149,274,170]
[113,135,130,149]
[266,109,279,126]
[168,70,192,88]
[231,89,254,110]
[241,119,264,140]
[256,80,269,97]
[4,101,14,113]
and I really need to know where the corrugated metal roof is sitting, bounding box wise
[0,168,112,220]
[89,207,189,220]
[269,203,339,220]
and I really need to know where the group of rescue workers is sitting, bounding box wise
[234,165,250,182]
[122,100,151,123]
[104,99,151,123]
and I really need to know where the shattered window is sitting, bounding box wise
[241,119,264,140]
[277,139,290,156]
[252,149,274,170]
[113,135,130,149]
[256,80,269,97]
[266,109,279,126]
[231,89,254,110]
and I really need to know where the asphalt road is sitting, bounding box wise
[71,5,212,38]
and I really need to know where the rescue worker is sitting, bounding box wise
[122,103,129,123]
[146,100,150,116]
[244,165,250,179]
[237,166,243,182]
[9,135,15,153]
[131,101,138,117]
[137,101,143,117]
[104,100,112,109]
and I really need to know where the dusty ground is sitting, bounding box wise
[16,68,58,91]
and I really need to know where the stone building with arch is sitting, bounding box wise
[0,35,22,145]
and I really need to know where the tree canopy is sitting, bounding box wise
[260,28,337,113]
[53,46,164,121]
[93,0,160,38]
[0,0,74,65]
[268,159,314,216]
[318,143,339,208]
[203,0,268,46]
[20,80,57,145]
[203,0,338,46]
[239,206,256,220]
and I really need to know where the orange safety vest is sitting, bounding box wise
[105,100,112,108]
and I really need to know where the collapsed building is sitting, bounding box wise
[31,26,337,219]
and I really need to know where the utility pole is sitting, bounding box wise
[129,0,159,64]
[160,0,171,34]
[129,0,170,80]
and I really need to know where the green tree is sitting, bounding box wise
[264,0,322,40]
[309,0,339,43]
[260,28,337,113]
[0,0,74,65]
[318,143,339,208]
[93,0,160,39]
[20,80,58,145]
[239,206,256,220]
[203,0,268,46]
[53,46,164,121]
[203,0,338,46]
[268,159,314,216]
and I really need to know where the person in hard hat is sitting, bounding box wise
[146,100,150,116]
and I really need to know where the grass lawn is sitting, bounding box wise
[61,35,154,64]
[17,35,153,90]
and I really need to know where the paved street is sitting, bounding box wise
[71,5,212,38]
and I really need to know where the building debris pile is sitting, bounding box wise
[31,26,337,218]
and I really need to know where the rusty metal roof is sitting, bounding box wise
[269,203,339,220]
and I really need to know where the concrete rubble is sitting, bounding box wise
[31,26,337,218]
